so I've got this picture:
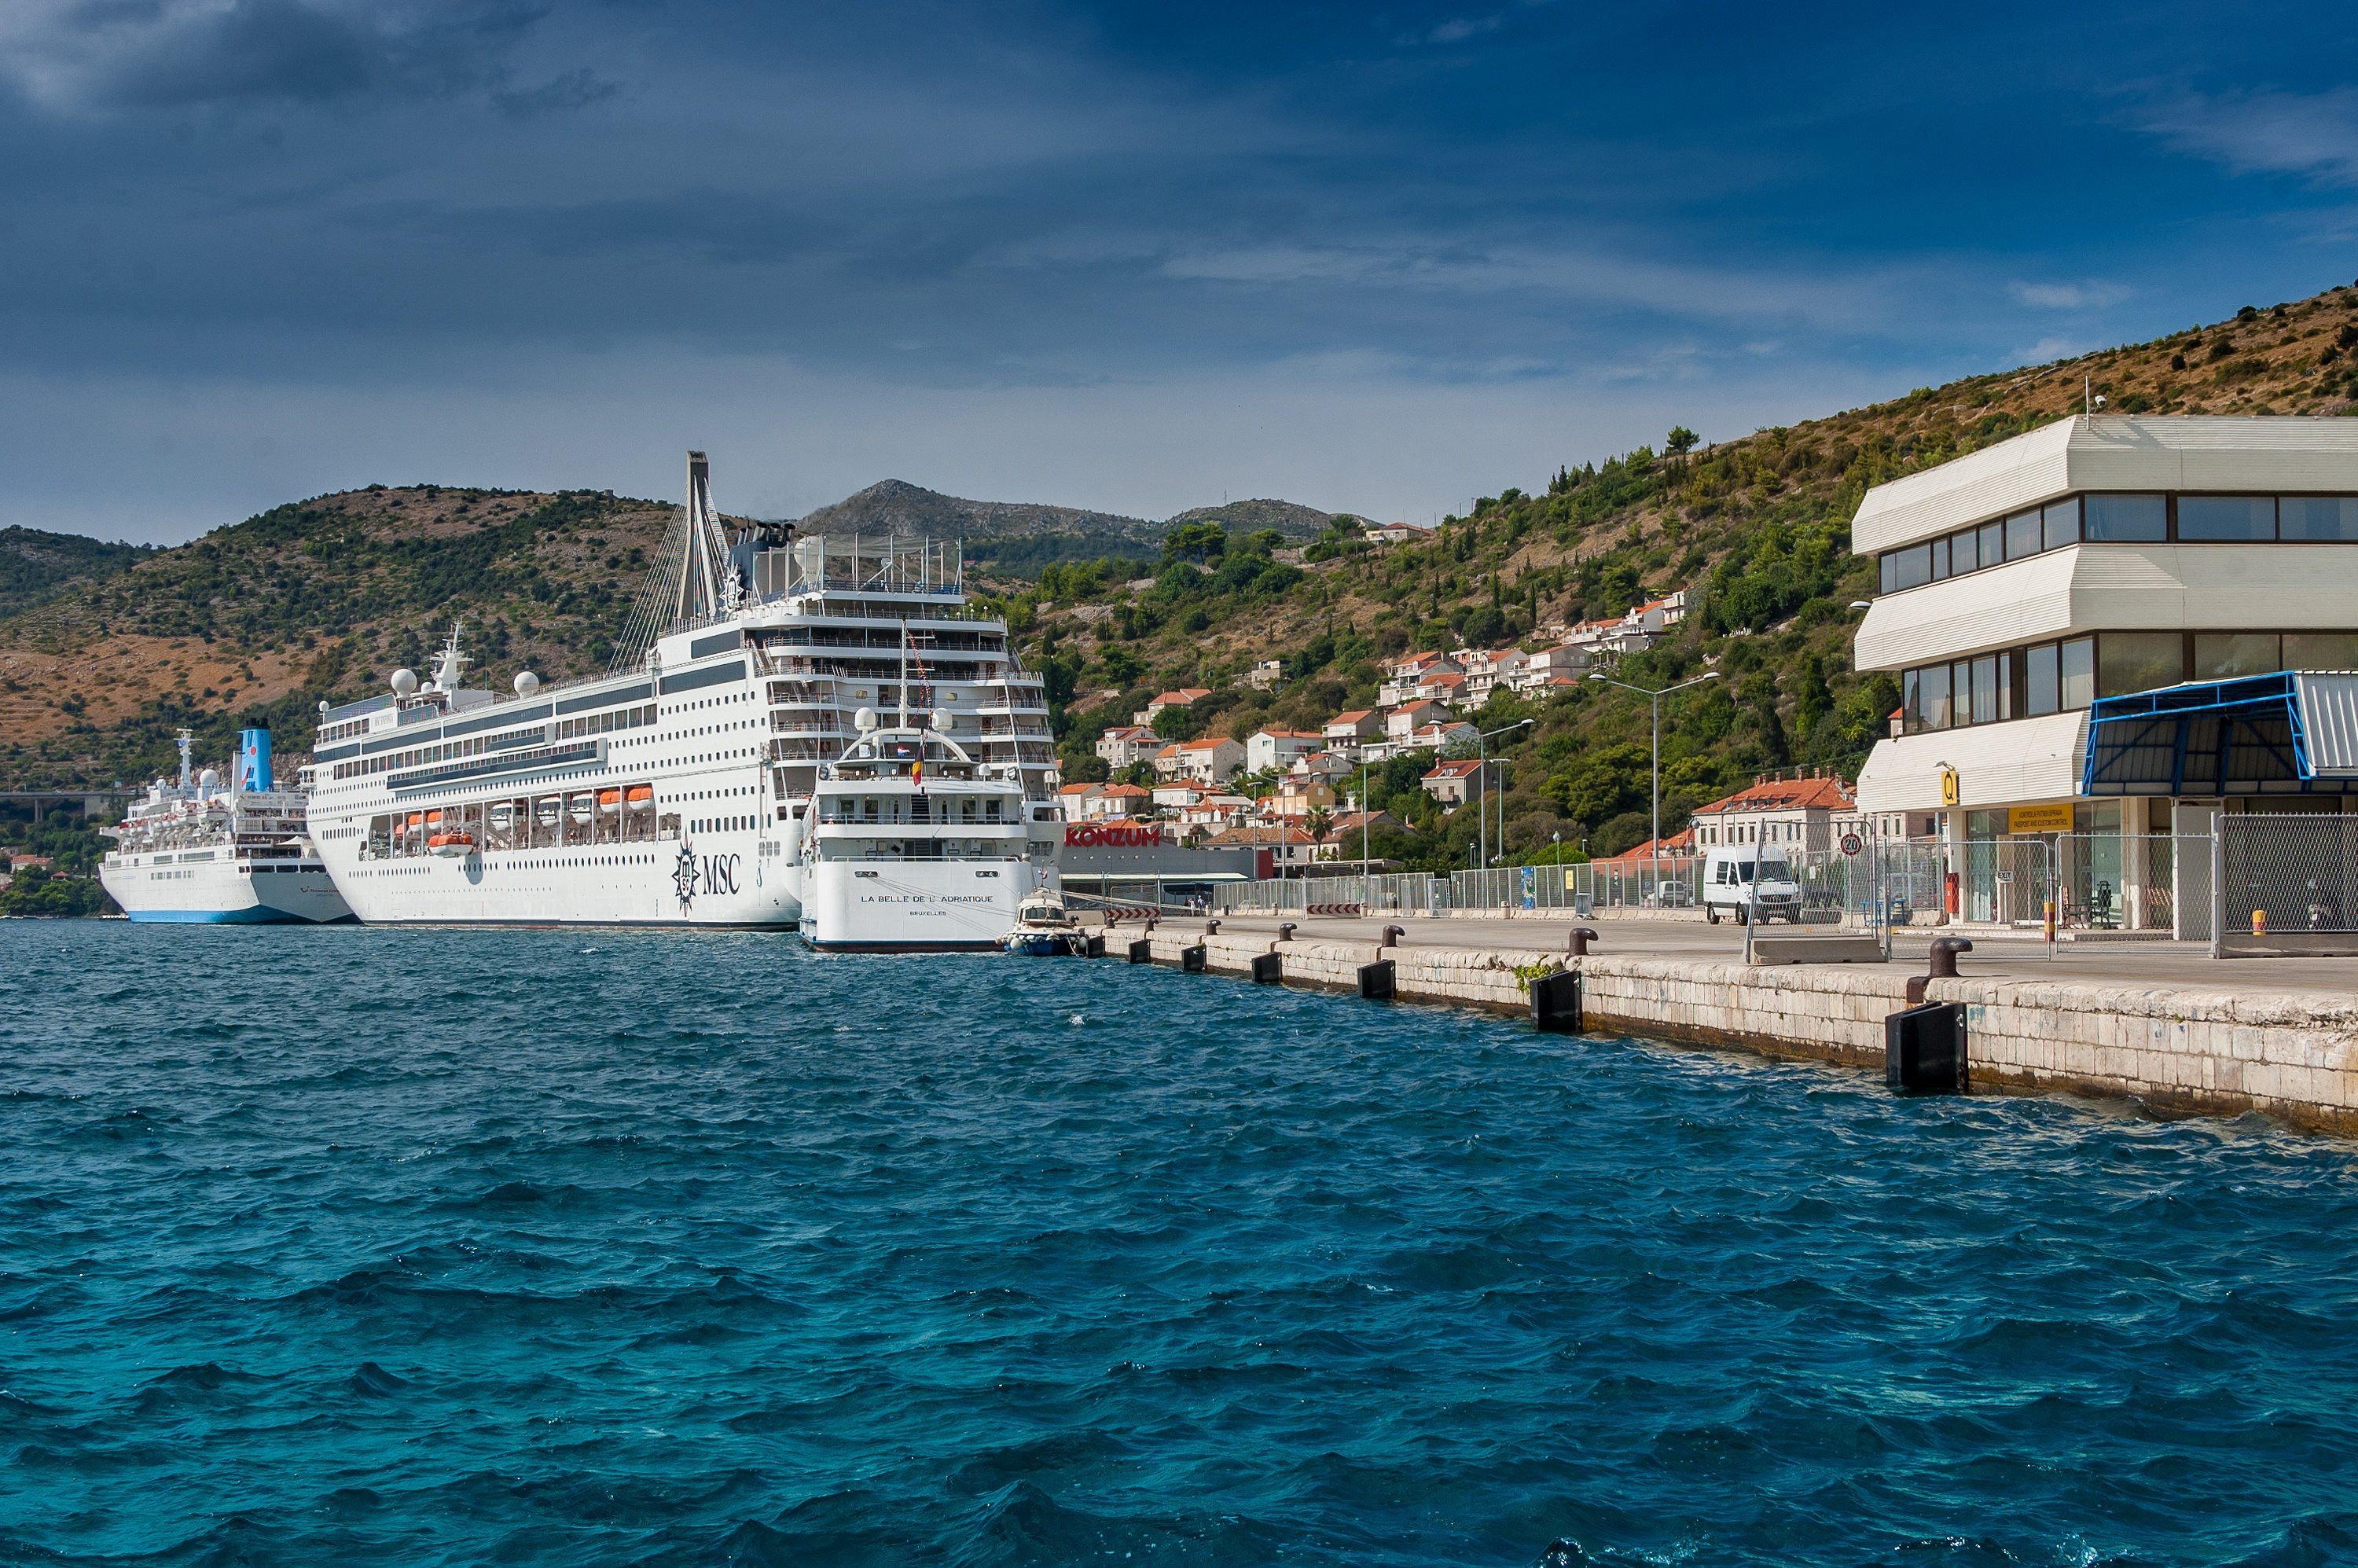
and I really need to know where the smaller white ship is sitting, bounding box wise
[797,707,1058,953]
[998,887,1088,956]
[98,729,352,924]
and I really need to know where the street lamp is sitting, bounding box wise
[1476,717,1534,873]
[1586,670,1720,880]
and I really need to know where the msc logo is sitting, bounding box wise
[673,843,743,909]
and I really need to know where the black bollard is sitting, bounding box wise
[1906,936,1974,1005]
[1381,924,1405,948]
[1567,927,1599,957]
[1277,922,1298,943]
[1205,917,1221,936]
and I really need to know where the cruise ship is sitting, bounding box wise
[99,729,352,923]
[303,452,1063,927]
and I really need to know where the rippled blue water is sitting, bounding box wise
[6,924,2358,1566]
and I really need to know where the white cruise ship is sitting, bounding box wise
[798,711,1052,951]
[99,729,352,924]
[303,451,1063,928]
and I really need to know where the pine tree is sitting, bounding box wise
[1797,653,1831,739]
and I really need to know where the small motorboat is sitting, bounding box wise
[998,889,1087,956]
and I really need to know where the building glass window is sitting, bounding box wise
[2059,637,2096,710]
[2099,631,2184,697]
[1906,663,1952,730]
[2004,509,2043,561]
[1879,553,1899,594]
[2281,497,2358,541]
[1978,520,2004,567]
[2082,494,2167,542]
[1893,542,1931,589]
[2025,642,2060,715]
[2285,632,2358,669]
[2042,497,2081,550]
[1969,655,2001,724]
[2178,495,2276,541]
[2192,633,2282,681]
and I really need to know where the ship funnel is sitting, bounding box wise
[236,729,274,793]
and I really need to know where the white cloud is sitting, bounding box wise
[2009,280,2132,310]
[2138,86,2358,187]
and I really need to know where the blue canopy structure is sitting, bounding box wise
[2082,671,2358,797]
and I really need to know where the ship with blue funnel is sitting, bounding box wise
[97,729,352,924]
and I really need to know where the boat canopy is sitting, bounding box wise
[2081,670,2358,797]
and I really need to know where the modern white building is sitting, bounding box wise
[1851,414,2358,926]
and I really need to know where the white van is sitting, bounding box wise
[1702,846,1802,925]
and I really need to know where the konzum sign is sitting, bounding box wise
[1065,824,1162,847]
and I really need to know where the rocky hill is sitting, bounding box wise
[1163,499,1337,541]
[1,527,155,622]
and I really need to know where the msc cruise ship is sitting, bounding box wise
[302,453,1063,933]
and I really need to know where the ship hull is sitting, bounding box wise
[321,835,803,927]
[800,860,1053,953]
[101,861,353,924]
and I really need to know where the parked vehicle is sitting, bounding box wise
[1702,846,1802,925]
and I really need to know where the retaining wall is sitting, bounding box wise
[1126,927,2358,1134]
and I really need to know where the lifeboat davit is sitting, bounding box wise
[427,832,476,858]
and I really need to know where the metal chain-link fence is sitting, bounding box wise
[2216,814,2358,945]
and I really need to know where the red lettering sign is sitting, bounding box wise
[1065,824,1159,847]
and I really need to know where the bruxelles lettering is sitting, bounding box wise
[1064,824,1160,848]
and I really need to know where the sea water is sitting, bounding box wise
[5,924,2358,1566]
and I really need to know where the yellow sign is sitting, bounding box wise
[1938,768,1959,807]
[2009,802,2074,834]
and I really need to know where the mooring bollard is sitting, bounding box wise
[1205,917,1221,936]
[1566,927,1599,957]
[1381,924,1405,948]
[1144,914,1158,933]
[1906,936,1973,1006]
[1277,921,1298,943]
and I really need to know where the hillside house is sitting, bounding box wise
[1167,736,1244,787]
[1133,688,1212,725]
[1421,757,1489,806]
[1689,773,1860,856]
[1246,727,1324,774]
[1095,725,1159,769]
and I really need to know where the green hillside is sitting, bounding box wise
[1016,282,2358,869]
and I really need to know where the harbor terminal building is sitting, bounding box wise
[1852,415,2358,927]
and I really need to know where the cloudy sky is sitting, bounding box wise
[2,0,2355,543]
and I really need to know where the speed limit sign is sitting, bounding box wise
[1838,832,1864,857]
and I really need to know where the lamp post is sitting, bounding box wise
[1476,717,1534,875]
[1586,670,1720,883]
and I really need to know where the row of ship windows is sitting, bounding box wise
[1877,492,2358,595]
[1899,630,2358,733]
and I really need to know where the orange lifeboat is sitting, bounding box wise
[597,788,622,815]
[428,832,476,858]
[626,785,654,805]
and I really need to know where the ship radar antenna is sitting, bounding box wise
[429,620,470,693]
[176,728,194,790]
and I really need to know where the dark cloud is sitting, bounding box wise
[0,0,2351,542]
[6,0,548,110]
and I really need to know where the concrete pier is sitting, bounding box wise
[1108,914,2358,1135]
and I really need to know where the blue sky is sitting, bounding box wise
[2,0,2355,543]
